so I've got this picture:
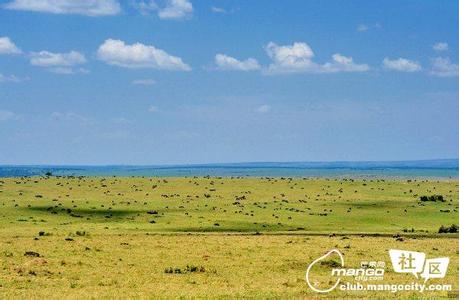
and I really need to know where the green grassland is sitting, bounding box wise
[0,176,457,298]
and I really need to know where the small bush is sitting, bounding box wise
[164,265,205,274]
[186,265,205,273]
[420,195,445,202]
[438,224,458,233]
[320,259,340,267]
[24,251,40,257]
[3,251,13,257]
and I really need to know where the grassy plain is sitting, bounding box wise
[0,176,457,298]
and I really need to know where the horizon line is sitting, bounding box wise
[1,158,459,168]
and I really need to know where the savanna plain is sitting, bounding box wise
[0,176,457,298]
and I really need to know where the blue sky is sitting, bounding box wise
[0,0,458,165]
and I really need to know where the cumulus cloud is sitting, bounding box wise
[157,0,193,20]
[97,39,191,71]
[30,51,86,66]
[433,42,448,52]
[29,50,87,74]
[322,54,370,73]
[214,54,260,71]
[265,42,368,74]
[131,0,157,15]
[265,42,315,74]
[0,36,22,54]
[132,0,192,19]
[431,57,459,77]
[132,79,156,85]
[382,57,421,72]
[3,0,121,16]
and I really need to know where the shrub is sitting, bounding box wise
[164,265,205,274]
[186,265,205,273]
[24,251,40,257]
[420,195,445,202]
[438,224,458,233]
[320,259,340,267]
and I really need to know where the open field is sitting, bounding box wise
[0,176,457,298]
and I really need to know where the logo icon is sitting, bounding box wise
[389,249,425,277]
[305,249,344,293]
[306,248,450,294]
[389,249,449,282]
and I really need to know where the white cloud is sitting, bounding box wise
[382,57,421,72]
[3,0,121,16]
[158,0,193,20]
[357,24,369,32]
[132,0,157,15]
[0,36,22,54]
[132,0,192,19]
[30,50,87,74]
[51,112,91,125]
[433,42,448,52]
[256,105,271,114]
[112,117,133,125]
[97,39,191,71]
[211,6,226,13]
[0,73,24,83]
[50,67,90,75]
[132,79,156,85]
[30,51,86,67]
[265,42,316,74]
[356,23,381,32]
[322,54,369,73]
[265,42,368,74]
[148,105,159,112]
[0,110,17,121]
[214,54,260,71]
[431,57,459,77]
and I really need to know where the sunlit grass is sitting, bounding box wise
[0,176,457,298]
